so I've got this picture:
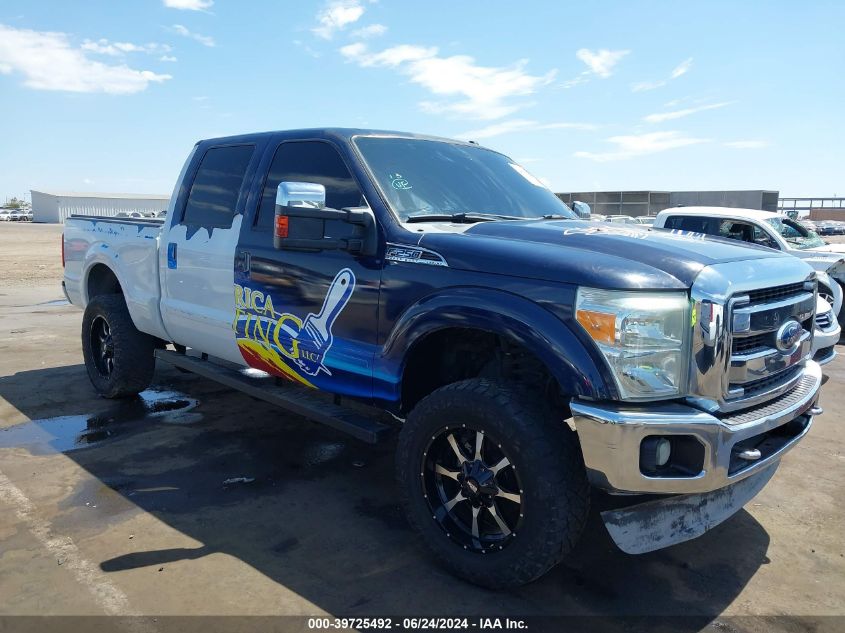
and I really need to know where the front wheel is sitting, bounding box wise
[82,294,156,398]
[396,379,590,588]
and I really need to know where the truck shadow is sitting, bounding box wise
[0,363,773,627]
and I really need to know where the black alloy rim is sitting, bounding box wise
[421,425,523,553]
[91,316,115,377]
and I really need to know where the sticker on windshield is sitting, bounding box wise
[389,173,412,190]
[508,163,546,188]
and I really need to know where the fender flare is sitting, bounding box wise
[379,286,618,402]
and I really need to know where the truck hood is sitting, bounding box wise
[808,243,845,255]
[417,220,800,290]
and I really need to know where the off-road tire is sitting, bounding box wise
[396,378,590,588]
[82,294,156,398]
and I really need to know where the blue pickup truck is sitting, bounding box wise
[63,129,823,587]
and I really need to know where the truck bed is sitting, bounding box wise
[63,214,169,341]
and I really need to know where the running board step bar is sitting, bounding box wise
[155,349,393,444]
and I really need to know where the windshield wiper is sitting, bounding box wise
[405,212,524,223]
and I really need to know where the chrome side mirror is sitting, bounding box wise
[276,181,326,209]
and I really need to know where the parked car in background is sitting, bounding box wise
[0,210,14,222]
[635,216,655,226]
[812,296,840,365]
[604,214,637,224]
[654,207,845,326]
[11,209,32,221]
[588,213,606,222]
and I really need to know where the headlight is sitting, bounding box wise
[575,288,690,400]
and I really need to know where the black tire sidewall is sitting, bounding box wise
[397,379,589,587]
[81,294,155,398]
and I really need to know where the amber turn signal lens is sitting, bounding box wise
[274,215,289,238]
[576,309,616,345]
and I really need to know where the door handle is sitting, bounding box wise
[167,243,177,269]
[238,251,251,274]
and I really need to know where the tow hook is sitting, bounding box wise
[736,448,761,461]
[810,406,824,416]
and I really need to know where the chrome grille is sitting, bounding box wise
[815,311,833,330]
[747,282,805,304]
[726,281,815,408]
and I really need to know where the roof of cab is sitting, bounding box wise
[655,206,781,221]
[197,128,479,148]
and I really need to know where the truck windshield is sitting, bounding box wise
[354,136,576,222]
[766,217,826,249]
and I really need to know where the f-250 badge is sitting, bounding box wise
[234,269,356,386]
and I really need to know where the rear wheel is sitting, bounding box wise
[396,379,589,588]
[82,294,156,398]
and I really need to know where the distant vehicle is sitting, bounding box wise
[812,296,840,366]
[9,209,31,221]
[115,211,145,219]
[634,217,655,226]
[654,206,845,325]
[157,210,168,218]
[604,215,637,224]
[588,213,606,222]
[0,210,14,222]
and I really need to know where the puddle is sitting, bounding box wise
[0,388,200,455]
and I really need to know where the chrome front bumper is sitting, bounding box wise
[570,360,822,495]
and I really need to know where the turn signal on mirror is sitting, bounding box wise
[275,215,289,238]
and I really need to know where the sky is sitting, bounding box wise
[1,0,843,202]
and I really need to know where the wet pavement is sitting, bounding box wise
[0,285,843,629]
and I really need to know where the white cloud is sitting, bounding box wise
[644,101,731,123]
[0,23,171,94]
[313,1,365,39]
[159,54,178,62]
[340,43,556,120]
[724,140,770,149]
[163,0,213,10]
[172,24,215,47]
[456,118,597,140]
[631,79,666,92]
[631,57,693,92]
[562,74,590,89]
[575,131,708,162]
[82,38,172,56]
[671,57,693,79]
[575,48,629,78]
[351,23,387,39]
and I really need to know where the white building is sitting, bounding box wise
[30,190,170,223]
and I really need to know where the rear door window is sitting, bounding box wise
[182,144,255,229]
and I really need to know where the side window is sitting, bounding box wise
[719,220,754,243]
[664,216,717,234]
[182,144,254,228]
[255,141,364,229]
[752,225,779,249]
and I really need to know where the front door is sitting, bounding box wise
[160,142,260,363]
[234,140,381,399]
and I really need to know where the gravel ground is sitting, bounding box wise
[0,222,65,287]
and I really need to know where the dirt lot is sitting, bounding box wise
[0,223,843,631]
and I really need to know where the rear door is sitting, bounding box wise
[234,139,381,398]
[160,142,260,363]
